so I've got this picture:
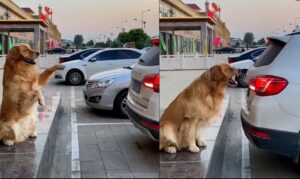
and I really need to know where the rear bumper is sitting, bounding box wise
[241,109,300,163]
[126,100,159,141]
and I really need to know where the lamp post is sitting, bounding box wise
[121,20,127,32]
[133,18,147,29]
[283,23,294,33]
[294,17,300,29]
[141,9,151,29]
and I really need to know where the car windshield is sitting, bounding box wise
[239,47,265,56]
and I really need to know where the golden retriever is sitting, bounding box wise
[0,43,63,146]
[159,63,238,153]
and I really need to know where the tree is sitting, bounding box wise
[257,38,266,46]
[86,40,94,47]
[243,32,255,47]
[117,28,150,49]
[74,34,84,49]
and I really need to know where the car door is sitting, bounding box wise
[85,50,117,77]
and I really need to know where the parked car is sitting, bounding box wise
[241,31,300,163]
[215,47,235,54]
[83,65,134,117]
[47,48,67,54]
[126,39,159,141]
[228,47,266,63]
[54,48,144,85]
[59,48,102,63]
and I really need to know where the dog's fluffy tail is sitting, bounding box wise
[159,123,178,150]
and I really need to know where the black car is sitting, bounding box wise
[215,47,235,54]
[59,48,101,63]
[228,47,266,63]
[47,48,67,54]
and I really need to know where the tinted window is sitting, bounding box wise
[117,50,141,59]
[138,46,159,66]
[251,49,264,58]
[254,41,285,67]
[81,49,98,58]
[94,50,117,61]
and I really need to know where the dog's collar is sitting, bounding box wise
[24,58,36,65]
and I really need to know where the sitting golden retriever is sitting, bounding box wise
[0,44,63,146]
[159,63,238,153]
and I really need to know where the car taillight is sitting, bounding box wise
[244,126,270,140]
[59,57,64,63]
[142,73,159,93]
[249,75,288,96]
[139,119,159,131]
[151,39,159,46]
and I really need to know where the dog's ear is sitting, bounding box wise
[210,65,226,81]
[6,46,21,60]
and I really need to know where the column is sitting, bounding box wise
[200,23,208,56]
[33,26,41,53]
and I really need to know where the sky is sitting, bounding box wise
[13,0,159,42]
[182,0,300,40]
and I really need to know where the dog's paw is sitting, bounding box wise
[188,145,200,153]
[196,138,207,147]
[38,96,45,106]
[165,146,177,154]
[3,140,14,146]
[29,131,37,138]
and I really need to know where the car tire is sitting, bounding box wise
[114,90,128,118]
[66,70,84,85]
[236,72,248,88]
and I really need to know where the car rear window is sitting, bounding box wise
[254,40,285,67]
[138,46,159,66]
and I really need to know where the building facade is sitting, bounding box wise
[0,0,61,55]
[160,0,230,56]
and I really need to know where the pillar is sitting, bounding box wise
[200,24,208,56]
[33,27,41,53]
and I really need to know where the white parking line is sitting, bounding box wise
[241,89,251,178]
[71,86,81,178]
[77,122,133,126]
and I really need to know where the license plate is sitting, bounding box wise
[132,80,141,94]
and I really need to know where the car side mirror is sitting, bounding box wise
[89,58,97,62]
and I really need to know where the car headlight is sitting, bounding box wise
[91,79,114,88]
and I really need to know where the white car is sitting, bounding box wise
[241,29,300,163]
[126,41,159,141]
[54,48,144,85]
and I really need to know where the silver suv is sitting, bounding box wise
[126,40,159,141]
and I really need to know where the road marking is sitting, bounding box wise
[71,86,81,178]
[241,89,251,178]
[77,122,133,126]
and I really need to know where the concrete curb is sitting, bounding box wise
[205,97,232,178]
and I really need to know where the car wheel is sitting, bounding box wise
[236,72,248,88]
[114,90,128,118]
[66,70,84,85]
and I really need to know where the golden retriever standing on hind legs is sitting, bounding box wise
[0,44,64,146]
[160,63,238,154]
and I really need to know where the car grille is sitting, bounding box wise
[85,81,94,88]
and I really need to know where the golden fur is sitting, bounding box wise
[159,63,238,153]
[0,44,63,145]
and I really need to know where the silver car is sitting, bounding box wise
[83,65,134,117]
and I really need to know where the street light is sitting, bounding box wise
[141,9,151,29]
[133,18,147,29]
[295,17,300,29]
[283,23,294,33]
[121,20,128,32]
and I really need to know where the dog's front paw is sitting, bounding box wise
[196,138,207,147]
[29,131,37,138]
[52,64,65,71]
[38,96,45,106]
[188,145,200,153]
[3,140,14,146]
[165,146,177,154]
